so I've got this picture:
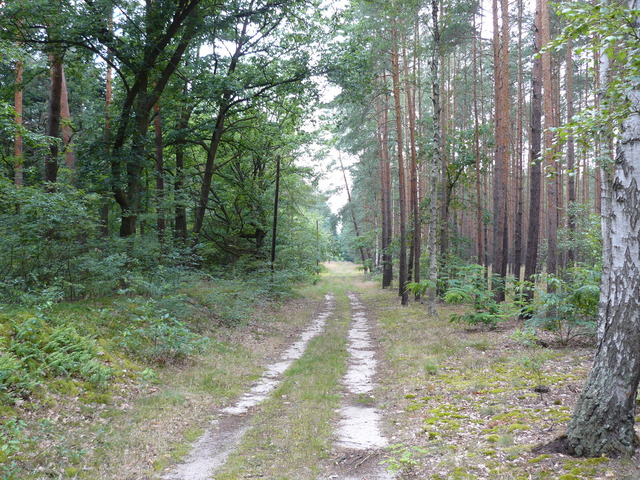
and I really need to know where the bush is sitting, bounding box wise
[527,267,600,345]
[120,316,210,364]
[117,298,209,364]
[442,264,507,328]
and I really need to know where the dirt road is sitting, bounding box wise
[162,264,394,479]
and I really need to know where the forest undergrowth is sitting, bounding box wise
[1,263,639,479]
[368,286,639,480]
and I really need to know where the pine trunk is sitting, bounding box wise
[566,39,576,265]
[524,0,543,303]
[492,0,510,302]
[391,22,409,305]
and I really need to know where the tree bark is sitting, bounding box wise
[391,20,409,306]
[514,0,524,283]
[473,18,483,267]
[566,39,576,265]
[541,0,558,281]
[492,0,510,301]
[378,74,393,289]
[44,52,64,187]
[566,86,640,458]
[270,156,281,271]
[427,0,441,316]
[174,89,191,242]
[524,0,543,303]
[403,34,421,299]
[154,102,166,246]
[14,59,23,187]
[60,67,75,170]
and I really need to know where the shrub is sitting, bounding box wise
[527,267,600,345]
[442,264,506,328]
[120,315,210,364]
[116,298,209,364]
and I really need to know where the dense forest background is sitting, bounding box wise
[0,0,621,309]
[4,0,640,473]
[1,0,343,306]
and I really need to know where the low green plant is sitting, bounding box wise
[120,314,210,364]
[1,314,112,401]
[382,443,429,473]
[0,418,28,479]
[528,267,600,345]
[0,351,37,403]
[442,264,506,328]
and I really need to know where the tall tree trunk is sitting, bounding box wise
[14,58,23,187]
[44,52,64,188]
[524,0,543,304]
[154,102,166,246]
[192,23,247,239]
[391,20,409,305]
[378,75,393,289]
[492,0,510,302]
[439,52,449,261]
[403,34,421,299]
[427,0,441,316]
[541,0,557,282]
[565,84,640,461]
[566,39,576,265]
[473,17,483,267]
[101,16,114,237]
[60,67,75,171]
[270,156,281,271]
[514,0,525,283]
[174,88,191,242]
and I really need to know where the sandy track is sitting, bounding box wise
[162,288,393,480]
[323,292,395,480]
[162,293,335,480]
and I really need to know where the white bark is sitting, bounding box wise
[566,86,640,458]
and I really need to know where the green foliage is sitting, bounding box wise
[551,1,640,157]
[0,418,27,479]
[0,312,112,404]
[527,267,600,346]
[9,315,112,385]
[117,298,210,364]
[382,443,429,473]
[558,204,602,266]
[442,263,506,328]
[0,351,36,404]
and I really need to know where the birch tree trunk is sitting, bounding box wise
[566,89,640,456]
[427,0,441,316]
[566,0,640,456]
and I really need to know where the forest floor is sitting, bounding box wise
[6,262,640,479]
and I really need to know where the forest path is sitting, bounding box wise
[161,263,394,480]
